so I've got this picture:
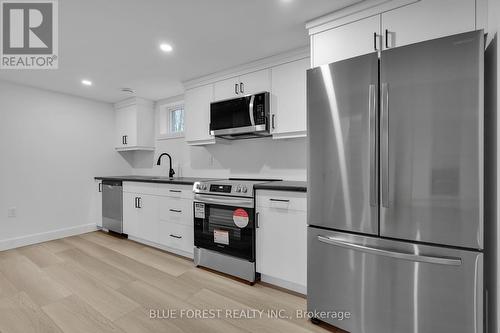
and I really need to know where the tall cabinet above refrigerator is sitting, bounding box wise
[307,30,484,333]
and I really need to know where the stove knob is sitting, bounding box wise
[236,185,241,193]
[195,184,201,190]
[202,184,207,190]
[242,187,248,193]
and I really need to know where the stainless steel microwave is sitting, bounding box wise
[209,92,270,140]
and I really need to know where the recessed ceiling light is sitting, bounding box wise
[81,79,92,86]
[159,43,173,53]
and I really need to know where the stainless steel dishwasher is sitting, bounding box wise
[102,180,123,234]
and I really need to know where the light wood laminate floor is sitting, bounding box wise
[0,231,342,333]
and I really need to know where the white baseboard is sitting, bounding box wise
[260,274,307,295]
[0,223,98,251]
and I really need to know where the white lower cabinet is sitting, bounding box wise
[158,195,194,256]
[123,182,194,258]
[256,190,307,294]
[123,192,159,243]
[123,191,139,236]
[158,222,194,255]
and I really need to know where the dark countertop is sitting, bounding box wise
[94,175,218,186]
[254,180,307,192]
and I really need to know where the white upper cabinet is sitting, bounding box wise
[270,58,309,139]
[239,69,271,95]
[312,14,381,66]
[381,0,476,49]
[309,0,480,67]
[213,69,271,102]
[184,84,215,145]
[214,77,239,101]
[114,98,154,151]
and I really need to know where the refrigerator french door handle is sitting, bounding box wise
[317,236,462,266]
[369,84,377,207]
[381,83,389,208]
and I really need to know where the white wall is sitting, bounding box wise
[131,96,307,181]
[0,81,131,249]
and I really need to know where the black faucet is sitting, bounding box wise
[156,153,175,178]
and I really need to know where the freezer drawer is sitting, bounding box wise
[307,227,483,333]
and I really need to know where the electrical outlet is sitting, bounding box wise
[7,207,16,218]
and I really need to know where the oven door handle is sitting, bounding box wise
[194,194,254,208]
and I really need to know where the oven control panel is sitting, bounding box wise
[194,181,252,197]
[210,184,232,193]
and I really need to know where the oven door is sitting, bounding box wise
[210,92,269,137]
[194,194,255,261]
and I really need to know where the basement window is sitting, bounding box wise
[158,102,184,139]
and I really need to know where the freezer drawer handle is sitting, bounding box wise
[169,234,182,239]
[169,209,182,213]
[317,236,462,266]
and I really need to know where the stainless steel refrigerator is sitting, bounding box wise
[307,30,484,333]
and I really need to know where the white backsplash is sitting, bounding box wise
[130,136,307,181]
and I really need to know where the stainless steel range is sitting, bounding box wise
[192,178,275,283]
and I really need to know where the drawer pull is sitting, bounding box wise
[169,209,182,213]
[269,198,290,203]
[169,190,182,193]
[169,234,182,239]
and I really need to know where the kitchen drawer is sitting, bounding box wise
[157,184,194,199]
[158,221,194,254]
[256,190,307,212]
[159,197,193,226]
[123,182,158,195]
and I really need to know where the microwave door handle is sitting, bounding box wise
[248,95,255,126]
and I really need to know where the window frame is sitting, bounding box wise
[157,101,185,140]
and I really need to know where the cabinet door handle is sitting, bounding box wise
[373,32,378,51]
[270,198,290,203]
[134,197,138,208]
[240,82,244,94]
[98,183,102,192]
[385,29,390,49]
[169,234,182,239]
[235,83,239,95]
[169,209,182,213]
[136,197,142,208]
[122,135,128,145]
[255,212,259,228]
[271,114,275,129]
[169,190,182,193]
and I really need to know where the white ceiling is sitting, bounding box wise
[0,0,362,103]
